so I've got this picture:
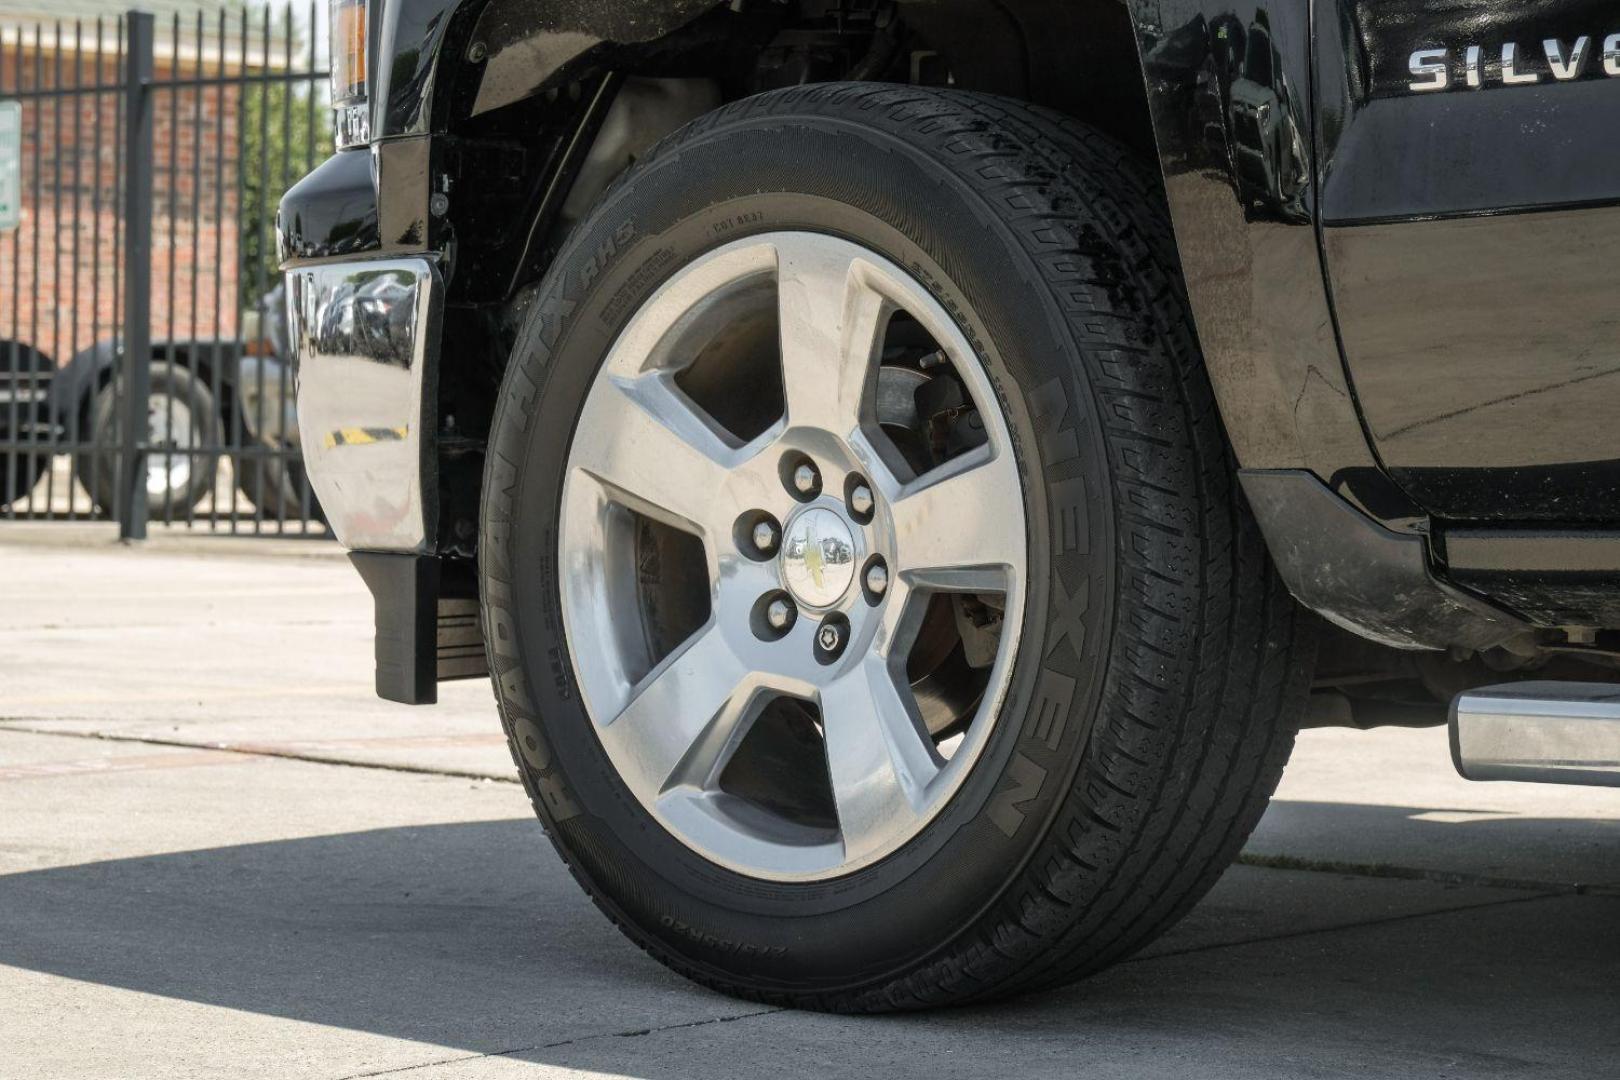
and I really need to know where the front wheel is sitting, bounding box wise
[481,85,1315,1011]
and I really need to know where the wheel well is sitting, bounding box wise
[550,2,1155,251]
[893,0,1154,156]
[433,0,1161,550]
[444,0,1157,299]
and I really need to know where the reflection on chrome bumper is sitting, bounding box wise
[286,258,440,551]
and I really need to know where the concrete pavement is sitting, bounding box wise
[1,530,1616,1078]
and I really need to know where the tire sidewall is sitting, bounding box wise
[483,97,1116,991]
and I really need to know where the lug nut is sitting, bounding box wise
[814,615,851,663]
[865,562,888,596]
[849,483,874,517]
[766,597,795,631]
[793,462,819,496]
[752,520,779,554]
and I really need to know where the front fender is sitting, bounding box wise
[1122,0,1395,518]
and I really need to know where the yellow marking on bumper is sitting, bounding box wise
[322,425,409,449]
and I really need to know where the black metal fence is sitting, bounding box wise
[0,6,330,537]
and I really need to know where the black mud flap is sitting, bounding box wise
[350,552,488,705]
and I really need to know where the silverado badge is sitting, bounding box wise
[1410,34,1620,91]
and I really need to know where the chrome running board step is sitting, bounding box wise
[1450,681,1620,787]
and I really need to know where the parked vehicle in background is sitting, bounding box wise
[0,340,55,509]
[280,0,1620,1012]
[0,287,318,521]
[237,283,320,522]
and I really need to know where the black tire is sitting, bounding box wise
[481,85,1315,1011]
[77,361,222,521]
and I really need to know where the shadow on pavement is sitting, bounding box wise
[2,809,1616,1077]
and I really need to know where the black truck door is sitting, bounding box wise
[1315,1,1620,522]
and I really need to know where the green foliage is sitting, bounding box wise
[238,75,331,308]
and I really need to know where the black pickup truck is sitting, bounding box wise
[277,0,1620,1010]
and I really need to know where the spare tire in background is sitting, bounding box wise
[1,341,56,511]
[75,360,223,522]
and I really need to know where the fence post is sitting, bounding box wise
[118,10,154,540]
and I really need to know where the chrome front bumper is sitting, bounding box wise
[285,258,441,552]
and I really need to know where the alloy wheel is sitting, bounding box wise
[558,232,1027,880]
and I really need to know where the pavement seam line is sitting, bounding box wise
[331,1008,784,1079]
[1128,889,1565,966]
[5,724,1614,897]
[0,722,521,784]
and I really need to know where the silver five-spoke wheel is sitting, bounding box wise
[559,233,1026,880]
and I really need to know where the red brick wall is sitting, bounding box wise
[1,49,255,367]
